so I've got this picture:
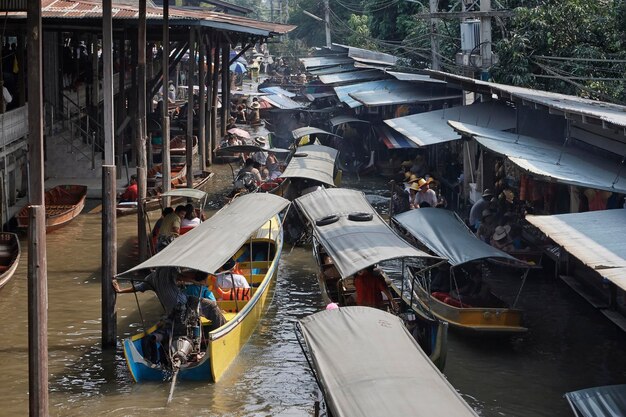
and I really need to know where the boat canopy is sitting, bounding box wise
[217,145,290,154]
[526,210,626,291]
[291,127,341,140]
[280,144,338,187]
[329,115,370,127]
[295,188,436,278]
[259,86,296,98]
[299,307,478,417]
[565,384,626,417]
[119,193,289,276]
[393,208,526,267]
[159,188,207,201]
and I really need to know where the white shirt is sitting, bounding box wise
[181,217,201,227]
[415,188,438,207]
[216,272,250,289]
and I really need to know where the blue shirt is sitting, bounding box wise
[183,284,216,301]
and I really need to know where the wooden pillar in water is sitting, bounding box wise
[137,0,148,261]
[27,0,49,414]
[102,0,117,348]
[197,30,206,171]
[211,35,219,155]
[205,35,213,165]
[161,0,171,205]
[186,28,195,188]
[220,38,229,137]
[117,32,127,175]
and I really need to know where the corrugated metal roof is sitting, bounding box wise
[300,56,354,70]
[9,0,295,36]
[259,94,302,110]
[449,121,626,194]
[332,43,398,67]
[386,71,446,84]
[427,70,626,130]
[384,101,515,147]
[349,84,461,107]
[526,210,626,291]
[259,86,296,98]
[375,124,418,149]
[308,64,358,76]
[334,79,399,109]
[329,115,370,127]
[319,69,386,85]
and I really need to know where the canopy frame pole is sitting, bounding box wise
[512,268,530,308]
[130,280,148,333]
[611,155,626,188]
[267,219,272,270]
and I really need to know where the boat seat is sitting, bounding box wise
[200,311,237,327]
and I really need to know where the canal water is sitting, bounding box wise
[0,164,624,416]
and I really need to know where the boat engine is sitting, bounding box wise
[170,303,202,366]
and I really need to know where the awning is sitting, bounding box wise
[332,43,399,67]
[300,56,354,70]
[375,124,418,149]
[292,127,341,140]
[259,86,296,98]
[299,307,478,417]
[308,64,358,76]
[386,71,446,84]
[160,188,207,201]
[384,101,515,147]
[305,92,337,102]
[260,94,302,110]
[295,188,437,278]
[280,144,338,187]
[349,85,461,107]
[393,208,526,267]
[449,121,626,194]
[334,80,400,109]
[319,69,386,85]
[526,210,626,291]
[565,384,626,417]
[120,193,289,276]
[329,115,370,127]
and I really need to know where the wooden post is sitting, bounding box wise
[17,31,26,106]
[137,0,148,262]
[211,35,219,156]
[117,32,127,174]
[161,0,171,206]
[198,30,206,171]
[102,0,117,348]
[220,39,229,137]
[186,28,195,188]
[27,0,49,414]
[205,35,213,165]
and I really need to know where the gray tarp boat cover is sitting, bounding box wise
[393,208,526,267]
[120,193,289,276]
[159,188,207,200]
[217,145,290,154]
[280,144,338,187]
[526,210,626,291]
[295,188,436,277]
[291,126,341,140]
[565,385,626,417]
[329,115,370,127]
[299,307,478,417]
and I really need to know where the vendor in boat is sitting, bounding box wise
[239,158,263,184]
[152,207,174,239]
[265,151,282,180]
[468,189,494,232]
[112,267,226,331]
[249,98,261,124]
[491,225,515,252]
[252,137,269,165]
[156,205,186,252]
[353,266,398,311]
[413,177,438,209]
[119,175,138,203]
[475,209,496,243]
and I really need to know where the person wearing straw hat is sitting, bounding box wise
[490,225,514,251]
[252,136,269,165]
[413,177,437,208]
[249,97,261,123]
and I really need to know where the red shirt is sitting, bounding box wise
[354,271,387,307]
[120,183,138,202]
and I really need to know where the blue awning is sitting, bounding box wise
[374,124,418,149]
[259,86,296,98]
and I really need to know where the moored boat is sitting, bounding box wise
[15,185,87,232]
[146,163,187,190]
[120,193,289,384]
[565,384,626,417]
[294,188,448,370]
[392,208,531,334]
[296,307,478,417]
[0,233,20,289]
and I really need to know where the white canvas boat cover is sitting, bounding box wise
[449,121,626,194]
[280,145,338,187]
[350,86,461,107]
[384,101,515,147]
[291,127,341,140]
[299,307,478,417]
[295,188,436,277]
[120,193,289,276]
[565,384,626,417]
[319,69,386,85]
[159,188,207,201]
[329,115,370,127]
[526,210,626,291]
[393,208,525,267]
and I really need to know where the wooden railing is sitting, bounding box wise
[0,105,28,148]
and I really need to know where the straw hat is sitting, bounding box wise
[404,171,412,180]
[407,174,419,184]
[492,226,508,241]
[410,182,420,192]
[250,101,261,109]
[254,136,268,146]
[416,177,432,189]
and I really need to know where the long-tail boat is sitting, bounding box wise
[15,185,87,232]
[0,233,20,289]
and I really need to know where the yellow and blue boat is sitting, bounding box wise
[119,193,289,383]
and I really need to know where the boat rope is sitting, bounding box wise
[294,322,325,393]
[512,268,530,308]
[130,280,148,333]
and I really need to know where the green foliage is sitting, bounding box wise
[345,14,376,49]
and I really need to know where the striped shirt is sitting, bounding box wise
[135,267,187,314]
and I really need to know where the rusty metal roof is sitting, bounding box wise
[8,0,295,36]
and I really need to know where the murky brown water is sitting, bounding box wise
[0,165,625,416]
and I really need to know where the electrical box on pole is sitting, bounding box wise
[460,20,480,52]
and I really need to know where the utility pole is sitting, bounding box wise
[324,0,331,48]
[429,0,440,70]
[479,0,492,80]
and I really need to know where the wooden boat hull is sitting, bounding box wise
[146,164,187,190]
[412,279,527,334]
[0,233,20,289]
[15,185,87,232]
[123,216,282,382]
